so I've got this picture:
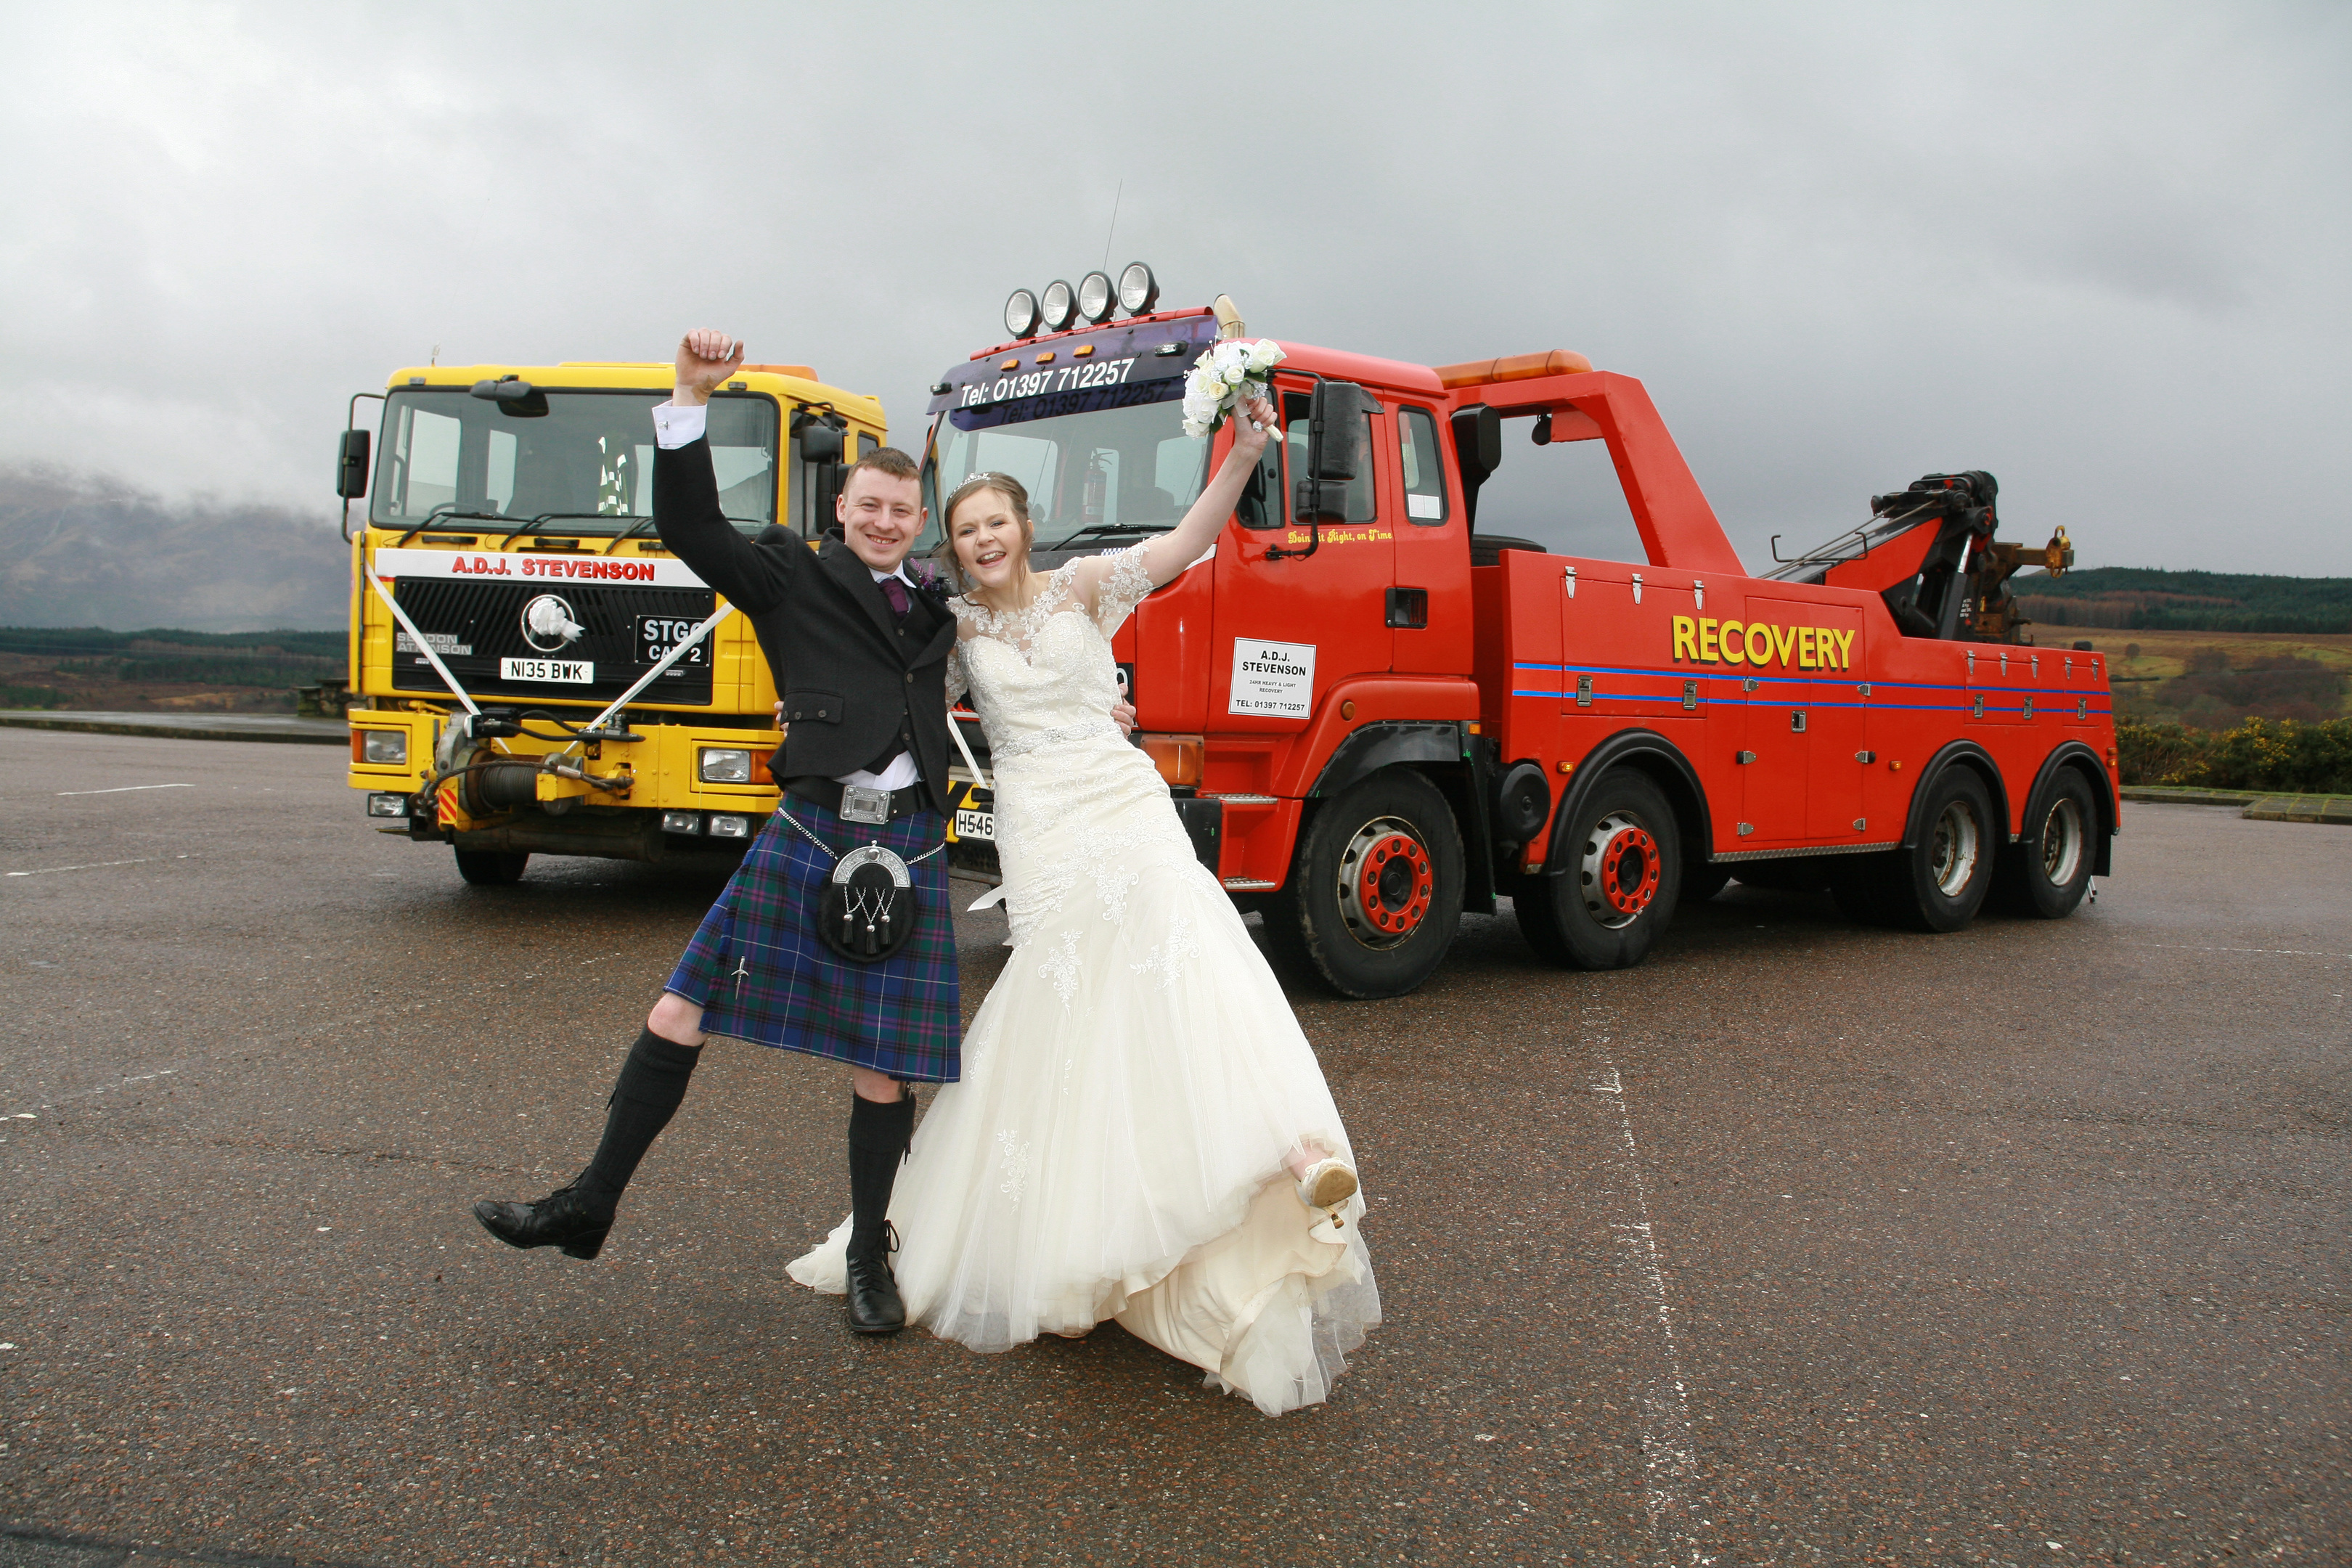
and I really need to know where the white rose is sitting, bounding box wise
[1183,419,1209,439]
[1246,340,1282,371]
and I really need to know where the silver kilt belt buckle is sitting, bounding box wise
[838,784,893,825]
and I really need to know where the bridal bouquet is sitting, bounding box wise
[1181,338,1286,439]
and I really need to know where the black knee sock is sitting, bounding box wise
[576,1028,703,1212]
[845,1090,916,1263]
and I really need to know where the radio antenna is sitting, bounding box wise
[1100,179,1123,270]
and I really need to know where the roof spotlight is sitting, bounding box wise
[1077,270,1115,324]
[1040,279,1077,332]
[1003,288,1041,339]
[1116,261,1159,316]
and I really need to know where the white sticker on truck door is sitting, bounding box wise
[1228,639,1317,719]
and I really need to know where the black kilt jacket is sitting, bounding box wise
[652,436,957,817]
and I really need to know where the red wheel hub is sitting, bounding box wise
[1353,833,1434,936]
[1595,825,1659,917]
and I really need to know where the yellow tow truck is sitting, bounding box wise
[334,359,885,883]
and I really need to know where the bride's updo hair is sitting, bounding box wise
[936,472,1034,592]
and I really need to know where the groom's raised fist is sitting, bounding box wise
[672,329,746,407]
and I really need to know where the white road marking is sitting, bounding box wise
[1593,1052,1710,1567]
[5,854,200,878]
[7,1066,181,1119]
[2119,941,2350,960]
[56,783,194,796]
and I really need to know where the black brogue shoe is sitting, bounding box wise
[473,1181,615,1260]
[844,1224,906,1334]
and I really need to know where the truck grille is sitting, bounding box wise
[389,578,718,705]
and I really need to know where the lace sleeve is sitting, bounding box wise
[944,637,970,708]
[1088,542,1157,638]
[942,600,976,706]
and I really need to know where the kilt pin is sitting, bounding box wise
[665,797,960,1084]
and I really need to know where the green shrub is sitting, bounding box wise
[2116,716,2352,793]
[0,683,68,709]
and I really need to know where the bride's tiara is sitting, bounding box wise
[959,471,1016,488]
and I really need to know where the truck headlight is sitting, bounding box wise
[698,747,753,783]
[706,813,751,838]
[355,729,407,765]
[366,792,409,818]
[661,811,703,835]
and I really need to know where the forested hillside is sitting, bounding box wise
[2016,568,2352,634]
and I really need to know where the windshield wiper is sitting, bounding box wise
[603,515,658,555]
[491,513,642,552]
[392,505,510,548]
[1047,523,1168,550]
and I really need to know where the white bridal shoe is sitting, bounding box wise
[1295,1156,1359,1214]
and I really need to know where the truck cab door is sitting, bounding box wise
[1391,403,1471,677]
[1209,385,1394,736]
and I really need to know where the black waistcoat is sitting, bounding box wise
[651,437,957,817]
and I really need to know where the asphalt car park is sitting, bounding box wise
[1,729,2343,1566]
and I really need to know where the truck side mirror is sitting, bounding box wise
[1452,405,1500,480]
[1450,404,1500,529]
[797,421,845,464]
[1297,380,1372,519]
[335,429,370,499]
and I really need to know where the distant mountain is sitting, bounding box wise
[2017,568,2352,634]
[0,465,347,632]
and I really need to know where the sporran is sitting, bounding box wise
[777,809,944,963]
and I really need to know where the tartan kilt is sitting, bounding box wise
[665,799,960,1083]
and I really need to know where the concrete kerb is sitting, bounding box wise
[0,711,348,747]
[2121,784,2352,825]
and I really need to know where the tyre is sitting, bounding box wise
[454,849,530,885]
[1261,768,1465,999]
[1993,767,2096,918]
[1515,769,1683,970]
[1840,767,1994,932]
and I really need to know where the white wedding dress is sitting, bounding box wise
[788,544,1379,1415]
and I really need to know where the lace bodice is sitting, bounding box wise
[944,544,1156,761]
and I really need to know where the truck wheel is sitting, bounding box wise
[1993,767,2096,918]
[454,849,529,885]
[1262,768,1465,999]
[1862,767,1994,932]
[1516,769,1683,970]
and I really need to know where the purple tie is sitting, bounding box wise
[880,576,910,620]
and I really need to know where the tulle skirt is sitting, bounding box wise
[788,737,1379,1415]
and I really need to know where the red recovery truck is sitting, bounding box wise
[924,271,2117,998]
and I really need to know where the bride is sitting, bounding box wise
[788,393,1379,1414]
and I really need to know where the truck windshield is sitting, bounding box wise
[927,393,1209,552]
[369,389,778,535]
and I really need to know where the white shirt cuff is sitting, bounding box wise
[650,401,708,449]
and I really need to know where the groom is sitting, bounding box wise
[473,328,963,1334]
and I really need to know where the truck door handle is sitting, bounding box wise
[1384,587,1429,629]
[1789,709,1807,733]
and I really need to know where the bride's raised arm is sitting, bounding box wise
[1073,392,1275,618]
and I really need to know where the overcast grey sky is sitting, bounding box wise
[4,1,2347,575]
